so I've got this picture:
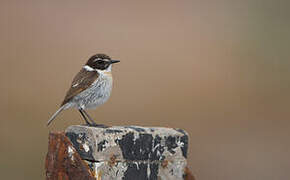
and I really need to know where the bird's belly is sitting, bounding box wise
[73,76,113,109]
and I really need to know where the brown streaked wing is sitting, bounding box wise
[61,69,99,106]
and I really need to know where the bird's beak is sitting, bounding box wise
[110,60,120,64]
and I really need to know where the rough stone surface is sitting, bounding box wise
[65,125,189,180]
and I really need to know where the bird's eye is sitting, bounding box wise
[97,60,104,64]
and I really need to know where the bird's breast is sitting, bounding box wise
[73,72,113,109]
[92,73,113,93]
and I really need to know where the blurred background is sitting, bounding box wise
[0,0,289,179]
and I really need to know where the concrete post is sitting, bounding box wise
[46,125,192,180]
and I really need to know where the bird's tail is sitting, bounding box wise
[47,104,68,126]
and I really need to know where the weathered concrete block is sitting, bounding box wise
[65,125,189,180]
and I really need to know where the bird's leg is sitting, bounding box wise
[78,109,91,126]
[82,110,108,128]
[81,110,96,124]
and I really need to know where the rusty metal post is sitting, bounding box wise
[45,132,95,180]
[45,125,195,180]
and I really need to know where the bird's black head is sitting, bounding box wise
[86,54,120,70]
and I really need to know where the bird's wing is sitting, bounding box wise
[61,68,99,106]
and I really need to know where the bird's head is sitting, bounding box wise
[85,53,120,72]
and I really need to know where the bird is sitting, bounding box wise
[47,53,120,126]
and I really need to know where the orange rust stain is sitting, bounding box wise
[108,154,117,167]
[97,171,102,180]
[184,166,196,180]
[161,160,168,168]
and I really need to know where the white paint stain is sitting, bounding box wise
[68,146,74,161]
[134,162,139,170]
[83,142,90,152]
[93,162,104,178]
[94,162,103,170]
[147,163,151,178]
[176,140,184,147]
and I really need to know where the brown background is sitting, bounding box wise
[0,0,289,179]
